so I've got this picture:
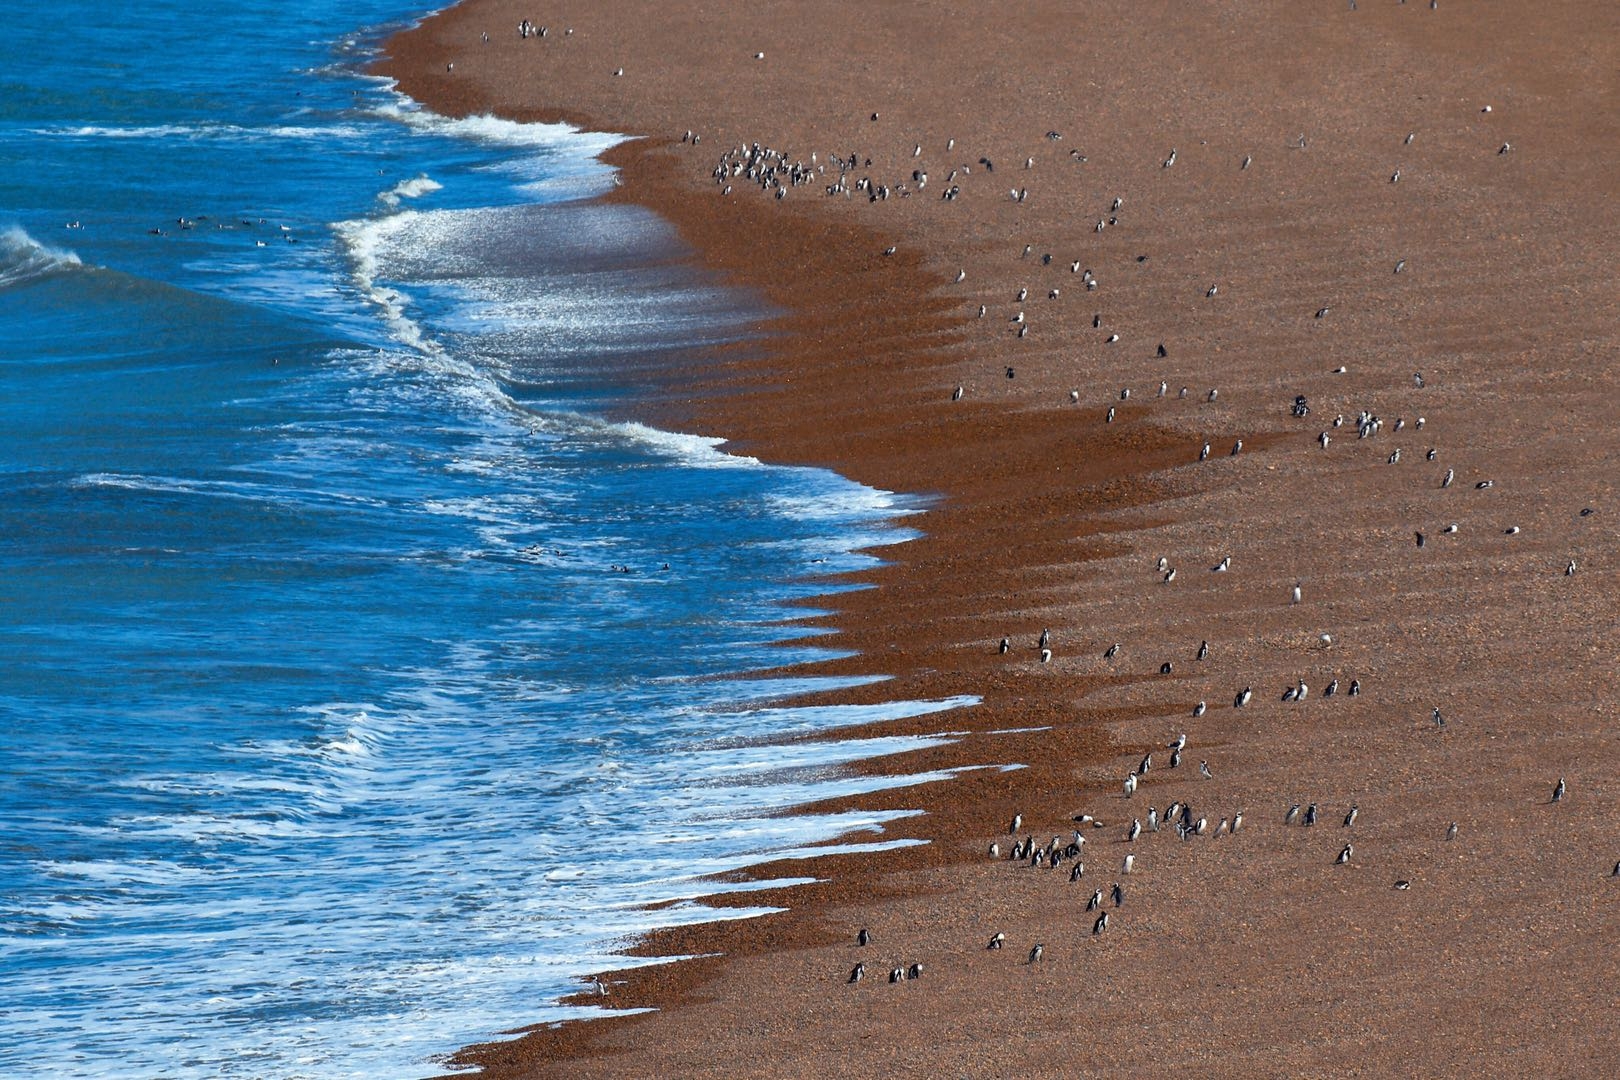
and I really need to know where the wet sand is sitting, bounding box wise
[379,2,1620,1075]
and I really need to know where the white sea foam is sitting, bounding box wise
[0,226,83,289]
[331,210,440,357]
[28,122,369,143]
[377,173,444,208]
[366,99,623,158]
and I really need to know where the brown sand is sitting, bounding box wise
[378,2,1620,1075]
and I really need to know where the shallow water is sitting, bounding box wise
[0,3,972,1076]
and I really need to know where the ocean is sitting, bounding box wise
[0,3,973,1076]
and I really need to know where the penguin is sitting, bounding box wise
[848,963,866,983]
[987,932,1005,950]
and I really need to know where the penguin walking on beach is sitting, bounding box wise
[987,932,1005,950]
[1028,943,1044,964]
[1337,843,1354,865]
[857,928,870,947]
[1552,777,1567,803]
[848,963,866,984]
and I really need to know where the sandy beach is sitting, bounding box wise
[380,2,1620,1075]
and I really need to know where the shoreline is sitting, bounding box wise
[379,2,1620,1076]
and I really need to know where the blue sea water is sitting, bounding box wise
[0,3,975,1077]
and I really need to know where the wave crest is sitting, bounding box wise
[0,226,83,289]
